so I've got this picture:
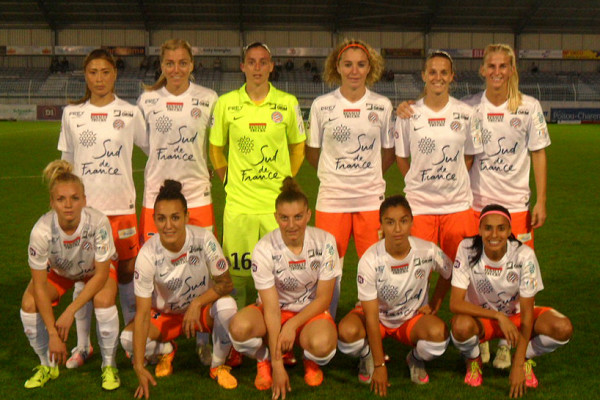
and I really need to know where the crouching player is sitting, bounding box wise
[120,180,238,399]
[228,177,340,400]
[450,204,572,397]
[337,195,452,396]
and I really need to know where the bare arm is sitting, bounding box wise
[381,147,395,173]
[133,296,156,399]
[426,275,451,315]
[362,298,389,396]
[530,149,547,229]
[509,296,535,399]
[305,145,320,169]
[396,156,410,177]
[209,143,228,182]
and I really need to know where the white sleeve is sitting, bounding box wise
[357,251,378,302]
[318,235,341,281]
[394,117,411,158]
[204,230,228,277]
[307,100,322,148]
[451,241,472,290]
[464,109,483,156]
[133,106,149,155]
[527,100,551,151]
[57,109,72,153]
[28,223,49,271]
[251,241,275,291]
[519,248,544,298]
[432,243,453,280]
[134,246,155,298]
[94,216,116,262]
[380,100,395,149]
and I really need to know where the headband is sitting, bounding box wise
[479,210,511,223]
[337,43,369,61]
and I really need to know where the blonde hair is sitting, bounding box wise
[43,160,84,194]
[71,49,117,105]
[144,39,194,91]
[481,43,522,113]
[323,38,384,87]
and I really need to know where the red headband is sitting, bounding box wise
[479,210,511,223]
[337,43,369,61]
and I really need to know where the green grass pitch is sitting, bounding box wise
[0,121,598,399]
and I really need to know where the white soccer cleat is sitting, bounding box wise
[493,344,512,369]
[479,341,490,364]
[66,345,93,369]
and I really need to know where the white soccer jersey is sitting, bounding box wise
[134,225,228,314]
[395,97,482,215]
[251,226,341,313]
[308,89,395,212]
[58,97,147,215]
[452,238,544,316]
[357,237,452,328]
[462,92,551,212]
[138,83,218,209]
[28,207,116,281]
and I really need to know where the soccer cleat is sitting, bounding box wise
[283,351,297,367]
[197,342,213,367]
[524,359,538,388]
[479,341,490,364]
[254,359,273,391]
[210,365,238,389]
[493,345,512,369]
[155,342,177,378]
[66,345,93,369]
[101,366,120,391]
[464,357,483,387]
[303,359,324,387]
[406,350,430,384]
[24,365,59,389]
[226,348,243,368]
[358,351,374,384]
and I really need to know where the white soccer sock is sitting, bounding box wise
[119,329,134,355]
[230,336,268,361]
[337,338,369,358]
[20,309,50,366]
[119,330,172,359]
[526,334,570,359]
[73,281,93,351]
[95,306,119,368]
[414,338,450,362]
[210,297,238,368]
[498,338,510,348]
[329,274,342,319]
[118,281,136,325]
[304,348,336,366]
[196,332,209,346]
[451,333,480,360]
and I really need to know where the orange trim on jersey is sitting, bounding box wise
[479,306,552,343]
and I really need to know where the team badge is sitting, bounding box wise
[190,107,202,119]
[414,268,425,279]
[368,112,379,124]
[29,247,36,256]
[310,260,320,271]
[271,111,283,123]
[189,255,200,265]
[113,119,124,130]
[357,274,364,284]
[510,117,521,128]
[82,241,92,251]
[217,258,228,271]
[450,121,461,132]
[506,271,518,283]
[251,262,258,273]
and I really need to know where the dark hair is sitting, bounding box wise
[242,42,272,62]
[468,204,521,267]
[154,179,187,212]
[71,48,117,105]
[379,194,412,222]
[275,177,308,208]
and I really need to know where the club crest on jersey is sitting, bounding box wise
[368,111,379,124]
[357,274,364,284]
[271,111,283,123]
[82,241,92,251]
[249,123,267,133]
[29,247,37,256]
[91,113,107,122]
[252,262,258,272]
[189,255,200,266]
[171,253,187,267]
[113,119,124,130]
[343,109,360,118]
[216,258,228,271]
[510,117,521,128]
[414,268,425,279]
[310,260,320,271]
[428,118,445,127]
[166,102,183,112]
[506,271,518,283]
[63,237,81,249]
[190,107,202,119]
[289,260,306,271]
[391,263,409,274]
[484,265,502,276]
[487,113,504,122]
[450,121,462,132]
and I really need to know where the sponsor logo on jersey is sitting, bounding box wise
[366,103,384,111]
[484,264,502,276]
[144,98,159,105]
[190,245,203,253]
[190,107,202,119]
[192,98,210,107]
[368,111,379,124]
[510,117,521,128]
[450,120,462,131]
[270,103,288,111]
[118,227,136,239]
[228,105,243,111]
[216,258,228,271]
[63,237,81,249]
[166,102,184,112]
[320,105,335,111]
[487,113,504,122]
[249,123,267,133]
[54,257,73,271]
[171,253,187,267]
[414,268,425,279]
[506,271,518,283]
[29,247,37,256]
[308,248,322,258]
[289,259,306,271]
[113,119,124,130]
[310,260,321,271]
[91,113,107,122]
[82,241,92,251]
[271,111,283,123]
[114,110,133,117]
[69,111,84,117]
[357,274,364,284]
[343,109,360,118]
[391,263,409,274]
[272,254,282,261]
[428,118,445,127]
[189,255,200,265]
[165,277,183,291]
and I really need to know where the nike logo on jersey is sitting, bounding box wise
[152,110,161,115]
[159,271,169,277]
[328,117,339,122]
[233,116,243,120]
[276,268,285,274]
[413,126,424,131]
[77,123,85,128]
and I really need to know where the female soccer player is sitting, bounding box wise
[20,160,120,390]
[120,180,238,398]
[228,177,340,399]
[450,204,572,397]
[58,48,147,367]
[306,38,395,317]
[337,195,452,396]
[209,42,306,311]
[394,51,482,261]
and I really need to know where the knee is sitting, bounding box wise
[228,314,254,342]
[306,329,337,356]
[451,315,476,341]
[338,319,364,343]
[21,292,37,313]
[93,292,115,309]
[422,317,449,342]
[551,317,573,342]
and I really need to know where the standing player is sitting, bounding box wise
[20,160,120,390]
[228,178,340,399]
[394,51,482,261]
[209,42,306,311]
[120,180,238,398]
[337,195,451,395]
[306,38,395,317]
[138,38,219,364]
[58,48,147,368]
[450,204,571,397]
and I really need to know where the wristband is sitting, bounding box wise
[374,362,386,368]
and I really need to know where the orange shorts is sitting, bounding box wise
[474,210,534,249]
[315,210,380,258]
[411,208,478,260]
[251,304,336,343]
[351,305,424,346]
[478,306,551,342]
[140,204,216,244]
[108,214,140,261]
[150,304,212,342]
[47,264,118,307]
